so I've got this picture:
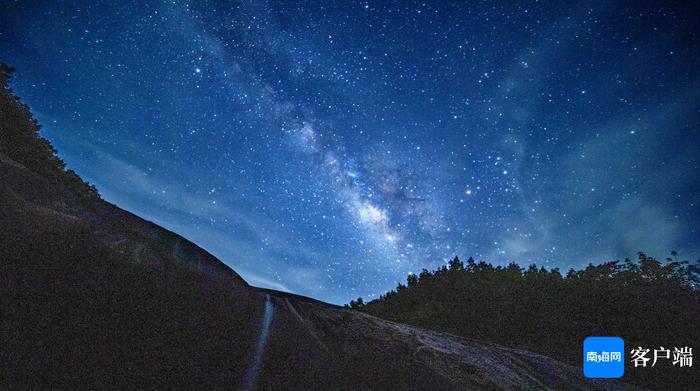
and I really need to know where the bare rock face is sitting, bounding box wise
[252,291,641,390]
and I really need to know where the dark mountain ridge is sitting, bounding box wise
[1,64,640,389]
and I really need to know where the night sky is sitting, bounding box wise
[2,1,699,304]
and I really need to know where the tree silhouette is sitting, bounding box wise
[0,63,99,201]
[348,297,365,309]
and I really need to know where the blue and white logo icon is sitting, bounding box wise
[583,336,625,378]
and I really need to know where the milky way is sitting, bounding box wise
[1,1,698,303]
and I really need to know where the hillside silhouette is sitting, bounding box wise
[355,254,700,390]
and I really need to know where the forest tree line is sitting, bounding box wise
[350,252,700,389]
[0,64,98,201]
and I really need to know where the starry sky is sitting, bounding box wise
[2,1,699,304]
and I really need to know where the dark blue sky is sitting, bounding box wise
[2,1,699,304]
